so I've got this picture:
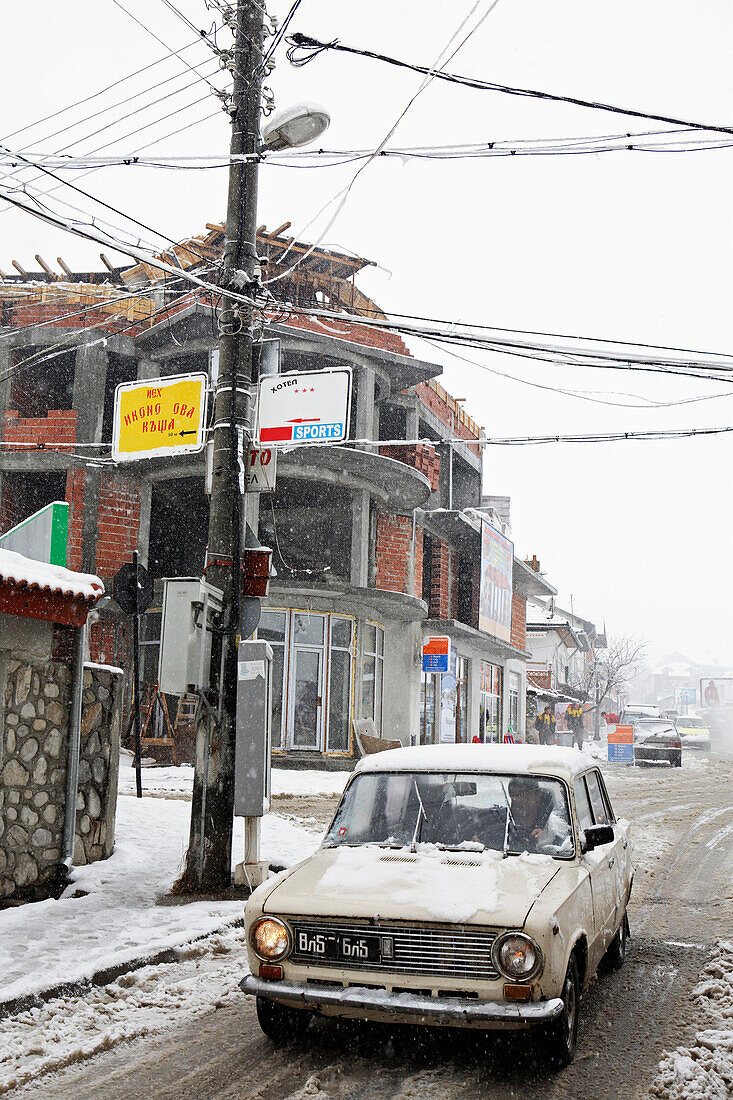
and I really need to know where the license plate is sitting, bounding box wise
[294,927,383,963]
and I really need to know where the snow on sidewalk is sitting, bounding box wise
[0,794,323,1008]
[649,940,733,1100]
[117,753,350,799]
[0,925,251,1095]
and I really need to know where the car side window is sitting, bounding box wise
[596,771,616,824]
[585,770,611,825]
[573,777,594,832]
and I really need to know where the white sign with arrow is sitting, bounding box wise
[256,366,352,447]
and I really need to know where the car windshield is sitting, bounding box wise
[323,771,575,858]
[680,718,704,728]
[635,721,675,735]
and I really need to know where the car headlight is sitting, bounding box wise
[492,932,543,981]
[250,917,291,961]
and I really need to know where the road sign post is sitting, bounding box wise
[607,724,634,764]
[113,556,153,798]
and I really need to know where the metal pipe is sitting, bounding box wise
[60,623,86,874]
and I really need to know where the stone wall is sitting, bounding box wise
[74,665,122,866]
[0,654,122,901]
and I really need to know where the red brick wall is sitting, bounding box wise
[65,469,86,572]
[375,512,412,593]
[378,443,440,490]
[2,409,77,449]
[430,539,452,618]
[415,382,481,458]
[279,310,412,359]
[511,593,527,651]
[95,474,141,579]
[414,526,424,599]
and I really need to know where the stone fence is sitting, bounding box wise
[1,643,122,901]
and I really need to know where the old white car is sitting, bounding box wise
[241,744,633,1065]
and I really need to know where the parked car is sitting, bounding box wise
[620,703,661,722]
[241,744,633,1066]
[631,719,682,766]
[674,716,711,751]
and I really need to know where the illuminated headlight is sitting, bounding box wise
[250,917,291,962]
[492,932,543,981]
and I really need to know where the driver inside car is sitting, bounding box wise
[507,776,570,854]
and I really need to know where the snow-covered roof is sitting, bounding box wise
[0,547,104,602]
[355,743,595,779]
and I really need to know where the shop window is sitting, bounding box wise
[361,621,384,735]
[420,674,437,744]
[256,610,357,754]
[508,671,520,737]
[258,610,287,750]
[455,656,470,742]
[479,661,503,742]
[327,617,354,752]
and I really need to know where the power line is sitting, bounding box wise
[1,38,211,144]
[14,126,733,170]
[286,32,733,139]
[265,0,505,286]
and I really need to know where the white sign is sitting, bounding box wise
[246,445,277,492]
[256,367,352,447]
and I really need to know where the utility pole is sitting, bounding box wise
[183,0,264,891]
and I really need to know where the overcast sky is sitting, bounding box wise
[3,0,733,669]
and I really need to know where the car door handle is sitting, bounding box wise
[608,856,615,868]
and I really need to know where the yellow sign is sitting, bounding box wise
[112,373,208,462]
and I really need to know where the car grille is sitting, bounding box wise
[289,919,501,982]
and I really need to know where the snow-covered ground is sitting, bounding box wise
[650,940,733,1100]
[117,752,349,799]
[0,794,324,1010]
[0,925,250,1095]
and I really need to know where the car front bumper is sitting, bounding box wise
[241,975,563,1029]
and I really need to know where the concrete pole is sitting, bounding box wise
[184,0,264,890]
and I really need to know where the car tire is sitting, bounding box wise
[256,996,311,1042]
[606,911,629,970]
[542,955,581,1067]
[674,753,682,768]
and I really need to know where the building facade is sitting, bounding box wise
[0,224,550,764]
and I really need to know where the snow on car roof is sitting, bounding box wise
[354,742,595,779]
[0,547,104,602]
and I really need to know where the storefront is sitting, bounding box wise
[257,608,385,756]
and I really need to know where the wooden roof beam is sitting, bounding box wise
[57,257,74,279]
[34,255,58,281]
[11,260,30,280]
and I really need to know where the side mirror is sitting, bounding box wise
[582,824,615,851]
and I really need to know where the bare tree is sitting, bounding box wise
[572,636,646,735]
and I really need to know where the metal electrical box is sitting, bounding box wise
[234,640,273,817]
[157,578,224,695]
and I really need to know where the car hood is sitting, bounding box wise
[263,845,563,927]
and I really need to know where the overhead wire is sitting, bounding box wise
[286,32,733,139]
[264,0,506,286]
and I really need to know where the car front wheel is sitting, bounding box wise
[256,996,311,1042]
[543,955,580,1067]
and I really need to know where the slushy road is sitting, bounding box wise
[14,754,733,1100]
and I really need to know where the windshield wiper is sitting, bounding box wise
[500,780,517,857]
[410,780,430,853]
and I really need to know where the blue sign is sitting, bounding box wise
[423,653,449,673]
[607,742,634,764]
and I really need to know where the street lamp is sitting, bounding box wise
[261,102,330,151]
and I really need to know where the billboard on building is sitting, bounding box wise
[479,521,513,644]
[699,677,733,707]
